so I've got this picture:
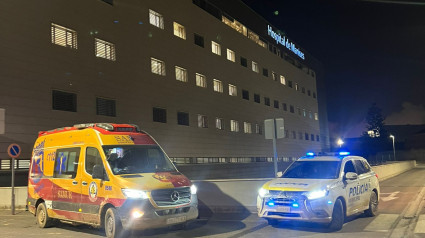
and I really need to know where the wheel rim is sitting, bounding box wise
[106,214,114,235]
[38,209,46,224]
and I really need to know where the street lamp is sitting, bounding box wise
[337,138,344,148]
[389,135,396,161]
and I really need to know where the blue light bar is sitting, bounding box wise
[339,151,350,156]
[306,152,315,156]
[267,201,275,207]
[292,203,299,208]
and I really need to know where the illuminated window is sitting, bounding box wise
[198,114,208,128]
[149,9,164,29]
[222,15,247,36]
[175,66,187,82]
[272,72,277,81]
[196,73,207,88]
[151,58,165,76]
[95,38,115,61]
[211,41,221,55]
[227,49,235,62]
[314,112,319,120]
[252,61,259,73]
[295,83,299,91]
[213,79,223,93]
[303,109,306,117]
[255,124,262,134]
[51,23,77,49]
[230,120,239,132]
[244,122,252,134]
[216,118,224,130]
[280,75,286,85]
[173,22,186,39]
[228,84,237,96]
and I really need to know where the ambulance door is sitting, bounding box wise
[52,147,82,221]
[343,160,361,214]
[80,146,107,224]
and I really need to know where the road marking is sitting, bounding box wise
[381,191,400,202]
[414,215,425,233]
[364,214,399,232]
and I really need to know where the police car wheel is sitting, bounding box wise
[105,207,123,238]
[36,202,54,228]
[267,218,278,226]
[364,191,379,217]
[328,199,344,231]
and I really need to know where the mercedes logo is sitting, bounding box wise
[171,191,180,202]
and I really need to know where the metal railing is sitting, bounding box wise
[0,159,30,170]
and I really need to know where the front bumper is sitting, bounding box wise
[257,195,332,223]
[118,195,198,230]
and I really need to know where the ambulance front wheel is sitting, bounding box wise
[105,207,124,238]
[36,202,54,228]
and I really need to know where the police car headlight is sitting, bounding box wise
[306,189,328,200]
[122,189,148,199]
[190,185,197,195]
[259,188,269,198]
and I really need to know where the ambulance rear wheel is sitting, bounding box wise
[105,207,124,238]
[328,199,344,231]
[36,202,54,228]
[364,191,379,217]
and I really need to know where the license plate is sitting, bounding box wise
[166,216,187,225]
[277,206,291,213]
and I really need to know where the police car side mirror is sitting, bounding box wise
[345,172,358,180]
[276,171,283,178]
[92,165,105,180]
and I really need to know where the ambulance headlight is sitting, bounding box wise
[258,188,269,198]
[121,189,148,199]
[190,185,197,195]
[305,189,328,200]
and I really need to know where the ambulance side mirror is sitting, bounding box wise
[92,165,105,180]
[345,172,358,180]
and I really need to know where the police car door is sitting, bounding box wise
[353,159,373,210]
[343,160,362,214]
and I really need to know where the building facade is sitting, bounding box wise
[0,0,329,163]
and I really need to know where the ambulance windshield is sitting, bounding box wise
[103,145,177,175]
[282,161,341,179]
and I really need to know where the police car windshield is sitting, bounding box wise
[282,161,341,179]
[103,145,177,175]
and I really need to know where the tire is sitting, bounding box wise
[364,191,379,217]
[36,202,54,228]
[267,218,278,226]
[104,207,125,238]
[328,199,344,231]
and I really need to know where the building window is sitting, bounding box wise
[95,38,115,61]
[211,41,221,55]
[240,57,247,67]
[302,87,306,94]
[252,61,259,73]
[282,103,288,111]
[151,57,166,76]
[262,68,268,77]
[149,9,164,29]
[242,90,249,100]
[280,75,286,85]
[274,100,279,109]
[254,94,260,103]
[230,120,239,132]
[244,122,252,134]
[272,72,277,81]
[177,112,189,126]
[216,118,224,130]
[308,90,311,96]
[198,114,208,128]
[297,107,301,115]
[51,23,77,49]
[303,109,306,117]
[196,73,207,88]
[229,84,237,96]
[173,22,186,39]
[305,133,309,140]
[153,107,166,123]
[227,49,235,62]
[311,134,315,141]
[194,33,204,47]
[288,80,293,88]
[299,132,303,140]
[313,92,317,98]
[96,97,116,117]
[295,83,299,91]
[175,66,188,82]
[309,111,313,119]
[316,135,320,141]
[290,105,295,113]
[213,79,223,93]
[255,124,262,134]
[264,97,270,106]
[314,112,319,120]
[284,129,289,138]
[52,90,76,112]
[292,131,297,139]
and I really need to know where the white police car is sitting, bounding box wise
[257,152,380,231]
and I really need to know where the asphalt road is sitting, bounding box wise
[1,166,425,238]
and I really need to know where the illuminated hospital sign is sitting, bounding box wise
[267,25,305,60]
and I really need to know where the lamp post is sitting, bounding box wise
[389,135,396,161]
[337,138,344,148]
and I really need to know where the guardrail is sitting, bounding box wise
[0,159,30,170]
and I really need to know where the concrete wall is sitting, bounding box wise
[0,161,416,210]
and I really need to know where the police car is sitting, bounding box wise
[257,152,380,231]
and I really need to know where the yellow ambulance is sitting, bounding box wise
[27,123,198,237]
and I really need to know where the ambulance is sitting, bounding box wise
[257,152,380,231]
[27,123,198,238]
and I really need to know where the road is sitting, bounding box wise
[1,166,425,238]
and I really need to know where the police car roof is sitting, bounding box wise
[298,155,365,162]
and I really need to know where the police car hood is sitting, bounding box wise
[266,178,337,192]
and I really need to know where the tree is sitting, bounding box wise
[362,103,388,138]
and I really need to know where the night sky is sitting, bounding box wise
[241,0,425,138]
